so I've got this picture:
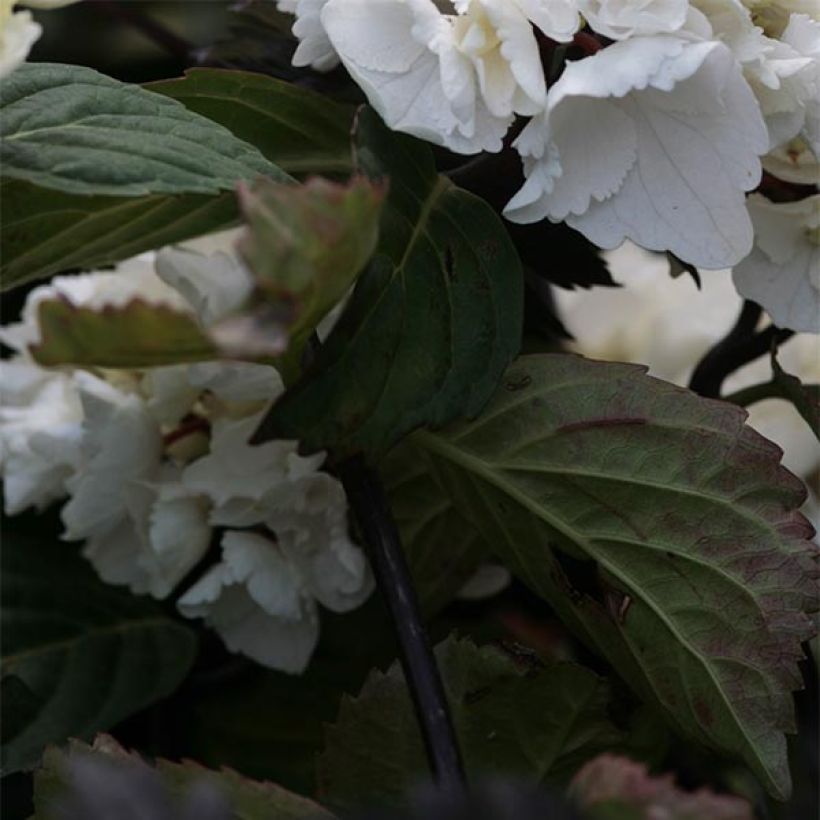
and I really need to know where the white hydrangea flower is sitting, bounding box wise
[505,36,769,269]
[0,361,83,514]
[556,241,820,486]
[579,0,690,39]
[84,467,212,600]
[155,229,255,327]
[740,0,820,37]
[763,134,819,183]
[732,193,820,333]
[61,371,164,542]
[319,0,575,154]
[691,1,818,150]
[280,0,339,72]
[320,0,511,153]
[178,527,372,673]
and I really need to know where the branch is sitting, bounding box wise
[338,456,466,792]
[688,301,793,399]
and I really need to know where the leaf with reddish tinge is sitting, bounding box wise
[31,298,217,369]
[569,754,753,819]
[411,353,819,799]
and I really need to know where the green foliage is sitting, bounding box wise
[148,68,355,176]
[33,735,335,820]
[0,180,238,291]
[30,299,217,369]
[1,529,197,774]
[238,175,385,374]
[254,108,523,457]
[1,65,357,291]
[410,353,818,800]
[318,636,621,810]
[0,63,280,197]
[382,442,492,616]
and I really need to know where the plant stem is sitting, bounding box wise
[338,456,466,792]
[689,301,793,398]
[723,381,783,408]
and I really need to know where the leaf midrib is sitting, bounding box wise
[415,430,766,780]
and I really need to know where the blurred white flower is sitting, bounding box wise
[556,242,820,490]
[733,193,820,333]
[0,361,83,514]
[61,372,164,542]
[505,36,769,269]
[83,467,211,600]
[0,1,40,80]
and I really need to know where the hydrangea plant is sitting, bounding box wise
[0,1,817,818]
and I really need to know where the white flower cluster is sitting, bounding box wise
[279,0,820,329]
[0,234,373,674]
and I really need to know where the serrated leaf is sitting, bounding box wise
[411,353,819,799]
[0,179,239,291]
[34,735,335,820]
[569,754,753,820]
[148,68,354,176]
[772,354,819,443]
[0,63,281,196]
[318,636,621,810]
[30,298,217,369]
[253,108,523,457]
[382,442,492,616]
[1,530,197,774]
[237,176,384,373]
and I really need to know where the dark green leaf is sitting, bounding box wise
[0,63,280,196]
[411,353,819,800]
[148,68,355,176]
[318,636,621,810]
[1,531,197,774]
[30,298,217,369]
[0,179,239,291]
[34,735,336,820]
[382,442,491,616]
[254,108,523,457]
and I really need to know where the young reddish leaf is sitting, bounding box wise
[569,754,753,819]
[412,354,819,799]
[237,176,385,372]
